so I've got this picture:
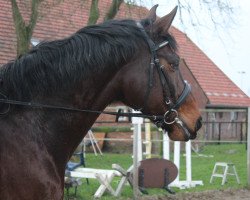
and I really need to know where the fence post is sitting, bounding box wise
[247,107,250,187]
[163,132,170,160]
[218,122,221,145]
[132,110,143,199]
[144,119,152,158]
[173,141,180,183]
[186,140,192,184]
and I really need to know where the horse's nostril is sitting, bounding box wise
[195,117,202,131]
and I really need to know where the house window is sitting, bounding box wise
[215,112,223,119]
[30,38,40,47]
[230,112,238,121]
[218,112,223,119]
[209,112,216,121]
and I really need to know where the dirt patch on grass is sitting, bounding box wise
[137,188,250,200]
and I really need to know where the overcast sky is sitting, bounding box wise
[141,0,250,97]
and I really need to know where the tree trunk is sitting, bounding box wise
[104,0,123,21]
[88,0,124,25]
[11,0,40,56]
[88,0,99,25]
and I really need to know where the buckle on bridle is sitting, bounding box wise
[165,99,171,105]
[163,109,178,125]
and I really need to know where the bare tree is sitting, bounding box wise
[104,0,123,21]
[11,0,42,56]
[10,0,235,57]
[87,0,123,25]
[176,0,234,31]
[88,0,100,25]
[129,0,235,31]
[10,0,125,56]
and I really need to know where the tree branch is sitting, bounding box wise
[88,0,99,25]
[10,0,42,56]
[10,0,26,32]
[27,0,41,36]
[104,0,123,21]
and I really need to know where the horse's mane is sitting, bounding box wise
[0,19,177,101]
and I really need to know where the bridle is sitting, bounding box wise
[0,22,191,137]
[136,22,191,133]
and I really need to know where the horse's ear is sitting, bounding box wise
[154,6,178,33]
[146,4,158,23]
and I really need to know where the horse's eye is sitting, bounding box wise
[170,62,179,70]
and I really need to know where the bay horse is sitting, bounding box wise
[0,5,202,200]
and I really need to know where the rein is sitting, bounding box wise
[0,94,164,121]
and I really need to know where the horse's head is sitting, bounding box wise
[118,5,202,141]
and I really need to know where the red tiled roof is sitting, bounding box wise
[0,0,249,107]
[0,0,148,63]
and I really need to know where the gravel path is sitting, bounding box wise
[136,188,250,200]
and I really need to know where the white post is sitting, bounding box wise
[137,123,142,162]
[144,119,152,158]
[186,140,192,185]
[173,141,180,182]
[163,132,170,160]
[247,107,250,186]
[168,140,203,189]
[132,110,143,199]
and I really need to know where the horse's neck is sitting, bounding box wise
[38,69,119,168]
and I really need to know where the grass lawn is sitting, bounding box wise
[64,143,248,199]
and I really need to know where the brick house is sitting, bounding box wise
[0,0,249,145]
